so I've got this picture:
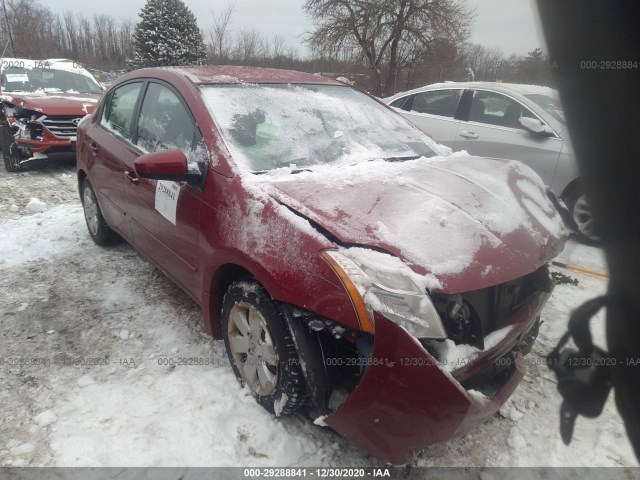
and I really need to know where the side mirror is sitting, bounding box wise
[134,149,201,183]
[519,117,554,136]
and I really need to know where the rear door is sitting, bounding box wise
[454,89,562,185]
[125,80,206,298]
[84,81,144,236]
[390,88,463,147]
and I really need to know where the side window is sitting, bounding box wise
[390,95,412,110]
[469,91,537,129]
[136,83,199,154]
[410,89,461,118]
[100,82,143,140]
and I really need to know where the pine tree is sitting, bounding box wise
[131,0,207,68]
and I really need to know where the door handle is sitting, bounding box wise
[89,141,100,155]
[459,131,479,139]
[124,170,139,185]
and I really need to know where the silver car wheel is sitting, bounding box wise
[82,185,99,236]
[227,302,278,396]
[572,194,596,238]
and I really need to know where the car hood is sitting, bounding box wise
[266,154,567,293]
[1,92,100,116]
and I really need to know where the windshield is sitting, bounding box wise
[1,66,103,95]
[524,93,565,124]
[200,84,439,172]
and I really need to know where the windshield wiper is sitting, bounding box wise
[251,168,314,175]
[380,155,422,162]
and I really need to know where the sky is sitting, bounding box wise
[45,0,546,57]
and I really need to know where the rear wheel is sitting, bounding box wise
[222,279,307,415]
[81,178,120,245]
[2,125,22,172]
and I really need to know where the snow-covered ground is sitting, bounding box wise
[0,162,637,467]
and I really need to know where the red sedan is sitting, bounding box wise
[76,65,567,464]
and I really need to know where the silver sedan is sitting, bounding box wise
[385,82,595,241]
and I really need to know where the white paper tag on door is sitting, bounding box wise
[155,180,179,225]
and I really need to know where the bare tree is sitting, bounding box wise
[234,27,263,64]
[208,3,234,63]
[462,43,507,81]
[304,0,474,96]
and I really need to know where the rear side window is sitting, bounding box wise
[469,91,537,128]
[100,82,142,140]
[136,82,198,154]
[410,89,461,118]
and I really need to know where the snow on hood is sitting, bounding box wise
[258,153,568,293]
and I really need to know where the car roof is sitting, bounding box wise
[159,65,344,86]
[386,81,558,100]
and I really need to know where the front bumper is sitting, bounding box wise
[14,138,76,162]
[324,291,549,464]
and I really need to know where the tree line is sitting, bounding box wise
[0,0,554,96]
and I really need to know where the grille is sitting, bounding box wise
[40,116,83,138]
[461,266,553,340]
[433,266,553,349]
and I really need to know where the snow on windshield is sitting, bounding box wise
[200,84,447,172]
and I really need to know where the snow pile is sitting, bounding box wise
[25,198,47,213]
[34,410,58,428]
[0,204,86,267]
[77,374,95,388]
[433,326,514,373]
[49,355,323,466]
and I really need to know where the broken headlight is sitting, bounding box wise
[321,250,447,338]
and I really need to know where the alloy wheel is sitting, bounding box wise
[572,194,596,239]
[227,302,279,396]
[83,186,99,236]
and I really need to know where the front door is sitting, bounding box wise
[85,81,144,236]
[125,81,206,298]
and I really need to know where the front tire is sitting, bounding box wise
[81,178,120,245]
[2,125,22,172]
[222,279,307,415]
[566,186,599,244]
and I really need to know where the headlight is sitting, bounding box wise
[321,250,446,339]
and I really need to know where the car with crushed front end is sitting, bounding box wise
[0,58,103,172]
[76,65,567,464]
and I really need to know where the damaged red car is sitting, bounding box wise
[76,66,567,464]
[0,58,103,172]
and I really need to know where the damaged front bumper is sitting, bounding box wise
[12,134,77,164]
[324,290,549,464]
[5,112,80,165]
